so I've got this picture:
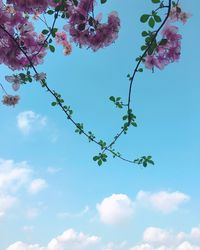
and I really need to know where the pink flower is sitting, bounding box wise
[5,75,21,91]
[162,25,182,42]
[55,32,68,45]
[144,55,158,69]
[169,6,191,24]
[2,95,20,106]
[179,12,192,24]
[63,42,72,55]
[33,72,46,81]
[68,0,120,51]
[6,0,48,13]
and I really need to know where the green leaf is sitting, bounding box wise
[151,0,160,3]
[154,15,161,22]
[140,14,150,23]
[47,10,54,15]
[109,96,115,102]
[51,102,57,106]
[142,31,148,37]
[101,0,107,3]
[148,17,155,28]
[141,45,147,51]
[49,45,55,53]
[143,162,148,167]
[42,29,49,35]
[98,160,102,166]
[93,156,99,161]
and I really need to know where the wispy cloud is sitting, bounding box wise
[28,179,48,195]
[57,206,89,219]
[47,167,62,174]
[136,190,190,214]
[17,111,47,135]
[0,158,47,218]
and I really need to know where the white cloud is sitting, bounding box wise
[0,158,31,217]
[57,206,89,219]
[6,229,100,250]
[130,227,200,250]
[47,228,100,250]
[6,242,44,250]
[0,158,31,192]
[143,227,171,244]
[130,243,154,250]
[6,227,200,250]
[101,241,128,250]
[0,158,47,217]
[136,191,190,214]
[176,241,200,250]
[0,194,17,217]
[17,111,47,135]
[28,179,48,194]
[96,194,134,225]
[22,225,34,233]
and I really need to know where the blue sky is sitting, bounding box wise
[0,0,200,249]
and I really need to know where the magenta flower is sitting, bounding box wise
[144,55,158,69]
[68,0,120,51]
[6,0,49,13]
[0,6,47,70]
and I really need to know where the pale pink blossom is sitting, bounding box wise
[33,72,46,81]
[2,95,20,106]
[5,75,21,91]
[63,42,72,55]
[179,12,192,24]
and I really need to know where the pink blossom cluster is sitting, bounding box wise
[145,25,182,70]
[144,5,191,70]
[0,5,47,70]
[55,31,72,55]
[2,94,20,106]
[6,0,49,13]
[169,5,192,24]
[68,0,120,51]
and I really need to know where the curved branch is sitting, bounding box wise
[102,0,172,153]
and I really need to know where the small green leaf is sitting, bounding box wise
[148,17,155,28]
[141,45,147,51]
[47,10,54,15]
[143,162,148,167]
[142,31,148,37]
[109,96,115,102]
[93,156,99,161]
[140,14,150,23]
[98,160,102,166]
[101,0,107,3]
[42,29,49,35]
[51,102,57,106]
[154,15,161,22]
[151,0,160,3]
[49,45,55,52]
